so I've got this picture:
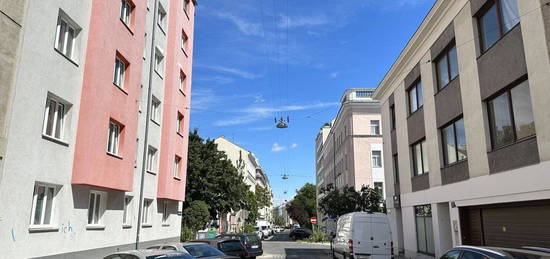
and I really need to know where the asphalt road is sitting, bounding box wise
[258,231,332,259]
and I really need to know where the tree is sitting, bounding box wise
[286,183,317,227]
[273,214,286,226]
[243,189,259,224]
[318,184,384,218]
[255,185,272,209]
[185,130,251,217]
[182,200,211,231]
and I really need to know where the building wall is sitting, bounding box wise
[375,0,550,258]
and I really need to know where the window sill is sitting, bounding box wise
[441,158,468,169]
[42,134,70,147]
[182,48,189,58]
[113,83,129,95]
[142,224,153,228]
[28,226,59,233]
[151,119,161,126]
[147,170,157,175]
[155,69,164,79]
[489,135,536,153]
[158,24,166,35]
[120,19,134,35]
[184,11,190,20]
[122,224,132,229]
[162,223,170,227]
[86,225,106,230]
[179,88,187,96]
[477,23,520,60]
[434,75,460,96]
[407,106,423,119]
[177,132,184,138]
[107,152,123,160]
[173,176,181,181]
[411,172,429,179]
[54,48,79,67]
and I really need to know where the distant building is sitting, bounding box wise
[315,88,384,233]
[0,0,197,258]
[374,0,550,257]
[214,136,273,231]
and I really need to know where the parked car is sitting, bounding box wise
[253,226,263,239]
[273,226,284,233]
[288,228,313,240]
[104,249,193,259]
[217,233,263,259]
[146,242,238,259]
[192,238,248,259]
[332,212,392,259]
[440,246,550,259]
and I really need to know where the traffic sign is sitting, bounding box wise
[310,217,317,224]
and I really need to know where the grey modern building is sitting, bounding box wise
[374,0,550,258]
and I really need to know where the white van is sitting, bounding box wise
[332,212,392,259]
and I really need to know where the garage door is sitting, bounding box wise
[460,200,550,248]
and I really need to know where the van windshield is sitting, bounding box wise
[261,226,268,230]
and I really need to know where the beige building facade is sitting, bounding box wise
[315,88,384,232]
[373,0,550,258]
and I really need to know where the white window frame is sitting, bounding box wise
[151,97,161,124]
[142,199,153,225]
[179,71,187,91]
[177,112,184,133]
[54,11,80,61]
[87,190,107,227]
[113,57,126,88]
[370,120,380,135]
[146,146,158,173]
[107,121,121,155]
[162,201,169,225]
[123,196,132,226]
[154,48,165,76]
[372,150,382,168]
[173,156,181,178]
[120,0,132,25]
[29,183,58,227]
[157,4,167,31]
[42,96,67,141]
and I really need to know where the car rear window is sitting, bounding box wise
[246,235,260,245]
[182,244,225,258]
[219,241,244,252]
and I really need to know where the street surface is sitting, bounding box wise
[258,231,332,259]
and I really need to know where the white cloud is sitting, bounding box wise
[290,143,298,149]
[278,14,329,28]
[194,75,235,85]
[254,94,266,103]
[329,72,339,78]
[271,142,287,152]
[196,64,261,80]
[213,11,262,36]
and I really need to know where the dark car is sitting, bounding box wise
[146,242,238,259]
[192,238,248,259]
[288,228,312,240]
[217,234,263,259]
[440,246,550,259]
[104,249,194,259]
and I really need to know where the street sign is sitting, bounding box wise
[310,217,317,224]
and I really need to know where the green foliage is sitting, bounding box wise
[273,214,286,226]
[243,190,259,224]
[182,200,210,232]
[307,228,328,243]
[255,185,272,209]
[239,223,257,234]
[318,184,384,218]
[181,227,196,242]
[185,130,252,217]
[286,183,317,227]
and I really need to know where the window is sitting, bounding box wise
[441,251,461,259]
[179,71,187,92]
[436,45,458,89]
[487,80,535,149]
[151,97,161,123]
[184,0,190,16]
[162,201,169,224]
[142,199,152,224]
[43,97,66,140]
[120,0,133,25]
[88,191,106,225]
[370,120,380,135]
[356,90,372,98]
[441,118,467,165]
[181,30,189,51]
[408,81,423,114]
[157,4,167,31]
[374,182,384,196]
[177,112,184,134]
[154,48,164,75]
[30,183,57,226]
[372,150,382,168]
[390,105,396,131]
[107,121,121,155]
[173,156,181,178]
[146,146,158,173]
[412,140,429,176]
[122,196,132,226]
[393,154,399,183]
[113,57,126,88]
[415,205,435,254]
[479,0,520,52]
[55,12,79,60]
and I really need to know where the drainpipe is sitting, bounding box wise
[136,0,159,249]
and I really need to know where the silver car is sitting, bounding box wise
[104,249,192,259]
[147,242,239,259]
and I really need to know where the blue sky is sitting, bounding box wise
[190,0,435,205]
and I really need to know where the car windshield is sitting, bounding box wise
[246,235,259,245]
[182,244,225,258]
[261,226,268,230]
[219,241,244,252]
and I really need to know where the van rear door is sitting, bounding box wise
[371,217,392,257]
[353,216,373,256]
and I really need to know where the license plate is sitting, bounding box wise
[251,245,259,249]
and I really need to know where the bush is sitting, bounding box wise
[306,228,327,243]
[181,227,196,242]
[239,223,256,234]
